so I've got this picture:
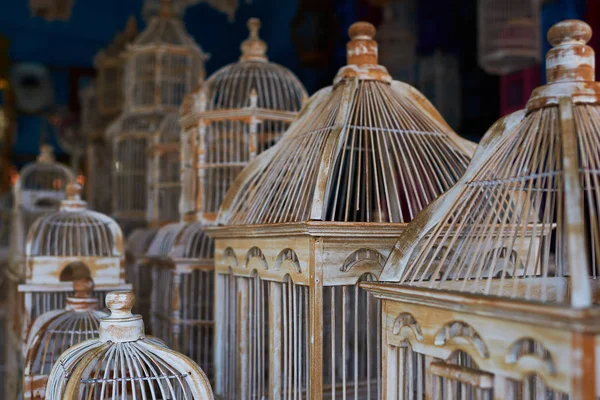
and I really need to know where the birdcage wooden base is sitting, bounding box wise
[210,221,407,399]
[362,283,600,399]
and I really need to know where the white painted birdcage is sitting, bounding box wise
[478,0,541,75]
[377,1,417,84]
[45,291,214,399]
[23,277,107,400]
[209,22,475,400]
[29,0,74,21]
[365,19,600,399]
[109,1,207,232]
[179,17,306,222]
[147,113,182,226]
[418,50,461,130]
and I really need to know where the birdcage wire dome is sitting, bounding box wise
[478,0,541,75]
[45,291,214,399]
[23,278,107,400]
[363,20,600,400]
[211,21,475,400]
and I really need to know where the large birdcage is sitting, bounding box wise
[23,278,107,400]
[45,291,214,399]
[209,22,475,400]
[364,20,600,399]
[109,0,207,232]
[478,0,541,75]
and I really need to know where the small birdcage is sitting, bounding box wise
[23,277,107,400]
[109,0,207,233]
[377,1,417,84]
[29,0,74,21]
[45,291,214,399]
[210,22,475,399]
[365,19,600,399]
[478,0,541,75]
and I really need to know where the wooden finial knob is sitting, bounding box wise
[106,291,135,318]
[545,19,595,84]
[125,15,138,38]
[240,17,268,62]
[159,0,173,17]
[38,144,55,163]
[66,182,82,200]
[548,19,592,46]
[348,22,376,41]
[346,21,378,66]
[73,277,94,298]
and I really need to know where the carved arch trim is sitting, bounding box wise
[434,321,489,358]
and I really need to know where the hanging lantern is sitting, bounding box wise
[209,21,475,399]
[365,19,600,399]
[45,291,214,399]
[478,0,541,75]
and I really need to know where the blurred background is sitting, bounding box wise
[0,0,593,194]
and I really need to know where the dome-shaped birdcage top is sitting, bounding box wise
[24,278,107,380]
[217,22,475,226]
[146,222,186,258]
[26,183,123,257]
[182,18,306,117]
[379,20,600,308]
[17,145,74,197]
[126,227,157,258]
[168,221,214,261]
[45,291,214,399]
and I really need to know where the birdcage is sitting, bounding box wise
[29,0,74,21]
[179,18,306,222]
[209,21,475,400]
[22,277,107,400]
[147,113,182,226]
[45,291,214,399]
[0,191,11,274]
[364,19,600,400]
[124,227,157,316]
[418,50,461,130]
[377,1,417,84]
[108,0,208,232]
[478,0,541,75]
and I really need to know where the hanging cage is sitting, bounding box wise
[209,21,475,400]
[478,0,541,75]
[22,277,107,400]
[364,19,600,399]
[45,291,214,399]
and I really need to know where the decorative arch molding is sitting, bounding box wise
[391,312,424,342]
[506,338,557,376]
[434,321,489,358]
[244,246,268,270]
[274,248,301,273]
[341,248,386,273]
[223,247,238,267]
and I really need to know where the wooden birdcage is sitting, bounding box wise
[209,22,475,400]
[23,277,107,400]
[142,17,306,380]
[364,19,600,400]
[108,0,208,233]
[478,0,541,75]
[29,0,74,21]
[124,227,157,317]
[45,291,214,399]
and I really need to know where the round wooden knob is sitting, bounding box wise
[247,18,261,38]
[348,22,376,41]
[106,291,135,315]
[66,182,82,199]
[548,19,592,46]
[38,144,55,163]
[73,277,94,298]
[240,17,267,61]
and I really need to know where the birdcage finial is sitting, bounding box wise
[60,182,87,211]
[100,291,145,343]
[159,0,174,18]
[546,20,594,84]
[73,277,94,298]
[37,144,55,163]
[240,18,268,62]
[66,277,99,311]
[347,22,378,66]
[124,15,138,38]
[66,182,82,200]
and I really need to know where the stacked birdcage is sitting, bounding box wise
[478,0,541,75]
[45,291,214,399]
[364,19,600,399]
[144,18,306,380]
[85,17,138,214]
[209,22,475,399]
[23,277,107,400]
[107,0,207,233]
